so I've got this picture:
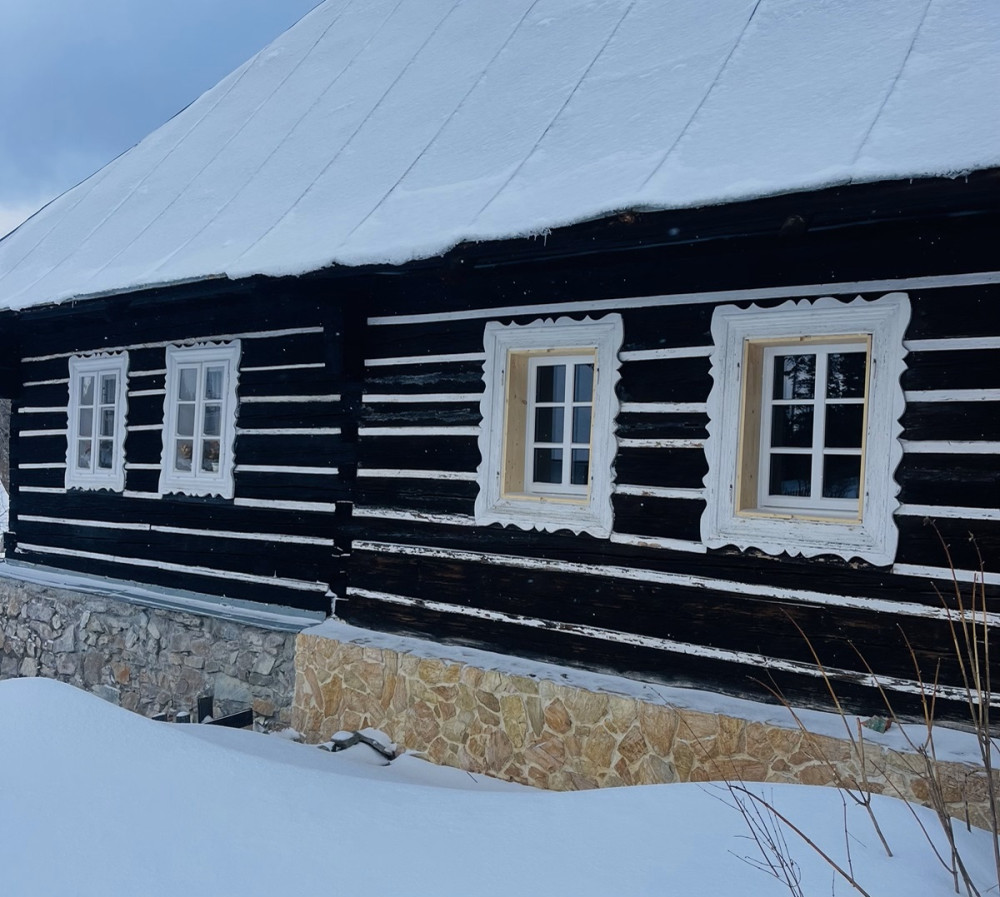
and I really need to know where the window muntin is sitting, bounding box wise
[65,353,128,491]
[476,315,622,537]
[159,342,240,499]
[524,354,595,497]
[701,293,909,565]
[753,340,869,517]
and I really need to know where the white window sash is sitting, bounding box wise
[65,352,129,492]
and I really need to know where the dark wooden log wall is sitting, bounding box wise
[347,174,1000,719]
[8,278,361,613]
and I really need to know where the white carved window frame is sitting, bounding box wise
[700,293,909,566]
[158,341,241,500]
[65,352,129,492]
[475,314,623,538]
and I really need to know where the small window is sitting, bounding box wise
[476,315,622,537]
[65,353,128,491]
[159,341,240,499]
[701,294,909,565]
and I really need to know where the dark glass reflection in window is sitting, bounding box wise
[535,365,565,403]
[534,407,563,443]
[771,406,814,448]
[533,448,563,484]
[773,355,815,400]
[822,455,861,499]
[826,352,867,399]
[573,363,594,403]
[825,404,864,448]
[768,454,811,497]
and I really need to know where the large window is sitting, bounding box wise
[159,342,240,499]
[475,315,622,537]
[701,294,909,565]
[65,353,128,491]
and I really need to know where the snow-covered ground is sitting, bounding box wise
[0,678,994,896]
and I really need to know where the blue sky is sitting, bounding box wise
[0,0,320,236]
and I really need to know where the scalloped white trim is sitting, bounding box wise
[475,315,623,538]
[64,351,129,493]
[158,340,241,500]
[700,293,909,566]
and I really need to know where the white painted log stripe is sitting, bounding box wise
[358,426,480,437]
[18,486,66,494]
[236,427,341,436]
[241,394,341,403]
[609,532,708,554]
[129,389,165,397]
[18,462,65,470]
[614,484,705,500]
[344,586,995,706]
[364,351,486,367]
[352,540,1000,627]
[367,272,1000,327]
[126,424,163,432]
[896,504,1000,522]
[23,378,68,387]
[21,326,325,363]
[905,336,1000,352]
[124,463,161,471]
[905,389,1000,403]
[17,515,335,547]
[129,369,167,378]
[362,393,482,404]
[122,490,161,500]
[240,362,325,372]
[618,401,708,414]
[901,440,1000,454]
[617,438,705,449]
[235,464,340,476]
[352,507,477,527]
[356,468,478,481]
[15,542,327,592]
[20,429,67,437]
[17,406,66,415]
[891,563,1000,588]
[619,347,713,362]
[233,497,339,513]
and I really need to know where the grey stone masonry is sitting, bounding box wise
[0,576,297,728]
[0,397,9,493]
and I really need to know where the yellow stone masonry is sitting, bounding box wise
[293,631,997,829]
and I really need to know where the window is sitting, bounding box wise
[475,315,622,537]
[701,293,909,565]
[159,341,240,499]
[65,353,128,491]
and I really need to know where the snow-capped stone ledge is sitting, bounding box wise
[294,626,998,830]
[0,575,297,729]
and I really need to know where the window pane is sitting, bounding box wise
[100,374,117,404]
[205,366,224,401]
[570,448,590,486]
[76,441,91,470]
[573,363,594,402]
[97,440,114,469]
[572,406,591,443]
[823,455,861,499]
[770,405,813,448]
[79,375,95,406]
[100,408,116,437]
[534,406,563,444]
[202,440,221,472]
[175,440,193,471]
[825,404,864,448]
[768,454,811,497]
[178,368,197,402]
[176,403,195,437]
[827,352,867,399]
[203,404,222,437]
[535,364,565,403]
[773,355,815,400]
[79,408,94,438]
[532,448,562,484]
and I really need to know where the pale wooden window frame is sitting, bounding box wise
[701,293,909,566]
[65,352,129,492]
[476,315,623,537]
[158,341,241,500]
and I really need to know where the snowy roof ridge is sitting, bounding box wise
[1,0,998,311]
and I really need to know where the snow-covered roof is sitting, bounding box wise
[2,0,998,311]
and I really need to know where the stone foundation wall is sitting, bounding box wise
[0,577,297,727]
[294,629,998,830]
